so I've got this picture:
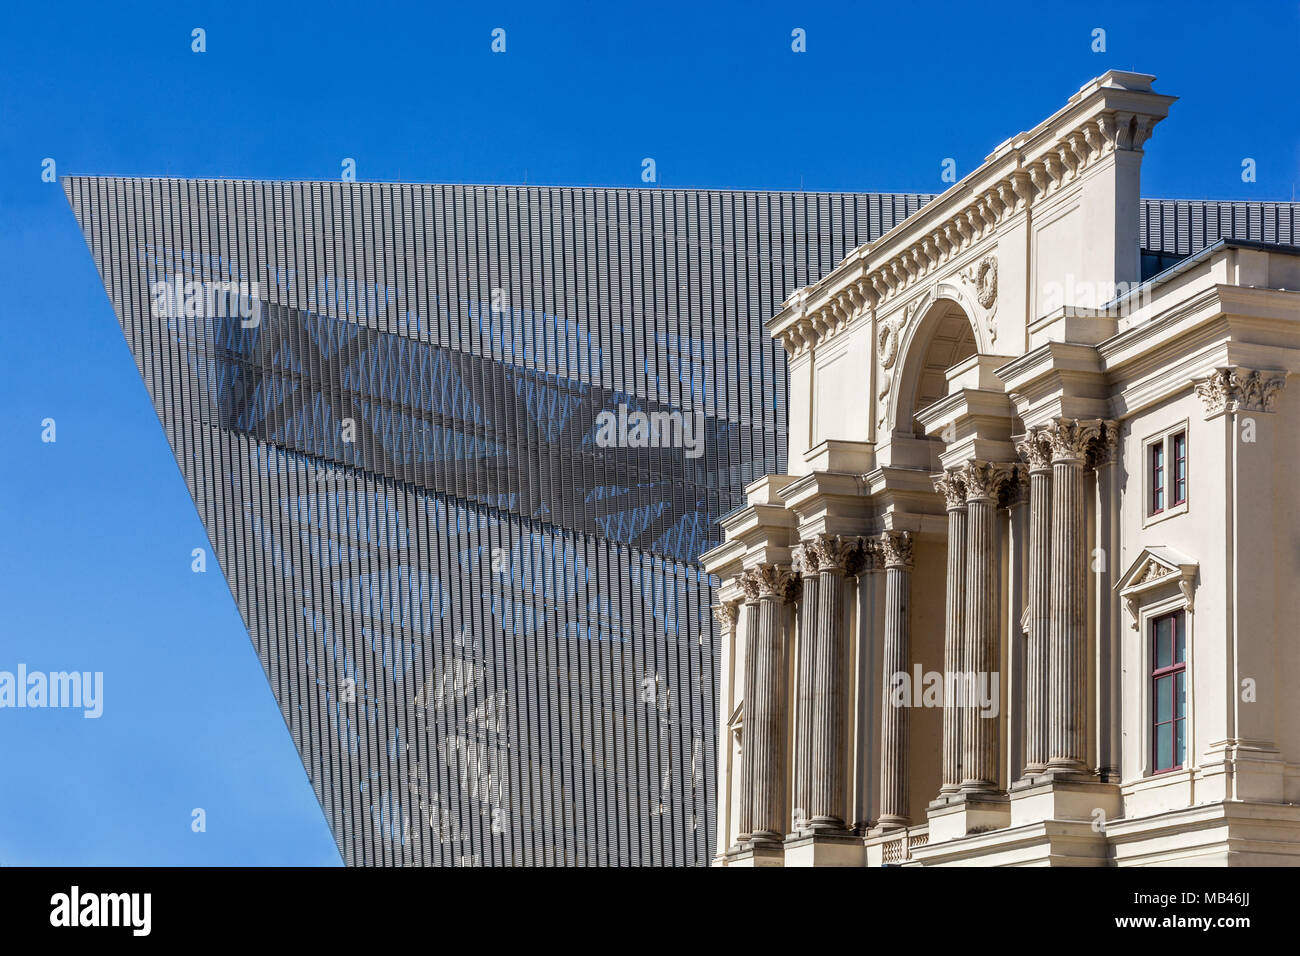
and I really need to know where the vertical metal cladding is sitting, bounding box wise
[1141,198,1299,254]
[65,177,929,865]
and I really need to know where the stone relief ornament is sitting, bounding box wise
[959,254,999,343]
[1138,561,1172,584]
[972,255,998,309]
[877,321,900,369]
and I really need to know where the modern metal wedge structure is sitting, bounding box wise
[66,177,1298,865]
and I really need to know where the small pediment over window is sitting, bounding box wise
[1115,546,1197,629]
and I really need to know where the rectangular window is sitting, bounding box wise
[1172,431,1187,505]
[1150,442,1165,514]
[1152,610,1186,773]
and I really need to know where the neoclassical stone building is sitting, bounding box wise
[702,72,1300,866]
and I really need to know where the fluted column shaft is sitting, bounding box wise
[791,550,820,832]
[1043,419,1108,774]
[736,599,759,844]
[1096,435,1121,781]
[1019,432,1053,776]
[934,472,967,793]
[742,564,799,844]
[878,531,913,828]
[810,556,851,830]
[1048,453,1088,771]
[961,477,1001,791]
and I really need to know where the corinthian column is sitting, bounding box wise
[1043,419,1109,774]
[958,461,1015,792]
[740,563,800,844]
[1092,428,1121,782]
[808,535,862,832]
[932,470,967,795]
[1016,429,1053,777]
[790,543,820,833]
[735,595,759,846]
[878,530,914,828]
[713,600,741,858]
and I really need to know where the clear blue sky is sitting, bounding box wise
[0,0,1295,866]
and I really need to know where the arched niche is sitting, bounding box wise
[887,296,979,440]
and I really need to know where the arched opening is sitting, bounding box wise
[891,298,978,439]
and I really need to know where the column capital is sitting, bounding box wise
[956,459,1018,502]
[878,530,914,570]
[932,469,968,512]
[1041,418,1108,464]
[791,542,820,578]
[799,533,863,575]
[1015,428,1054,474]
[740,563,801,603]
[712,600,740,631]
[1000,464,1029,508]
[854,535,884,575]
[1087,422,1121,469]
[1194,366,1287,417]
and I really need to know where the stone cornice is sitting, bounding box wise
[767,72,1175,358]
[1193,366,1287,417]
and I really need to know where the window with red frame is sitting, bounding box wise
[1150,441,1165,514]
[1171,431,1186,505]
[1152,610,1186,773]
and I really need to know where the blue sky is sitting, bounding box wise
[0,0,1296,866]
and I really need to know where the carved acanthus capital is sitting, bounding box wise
[1194,367,1287,417]
[999,464,1029,508]
[791,542,820,577]
[1087,421,1121,469]
[1041,418,1107,464]
[878,530,914,570]
[740,563,801,603]
[1015,427,1054,473]
[956,459,1018,502]
[932,469,967,511]
[852,536,882,575]
[806,533,862,575]
[712,601,740,632]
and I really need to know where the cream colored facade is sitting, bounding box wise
[702,72,1300,867]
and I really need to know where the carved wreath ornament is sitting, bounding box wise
[971,255,998,309]
[877,322,899,369]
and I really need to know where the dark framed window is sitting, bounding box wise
[1171,431,1187,506]
[1150,441,1165,514]
[1152,610,1186,773]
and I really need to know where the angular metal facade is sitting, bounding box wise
[65,179,1299,865]
[64,178,929,865]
